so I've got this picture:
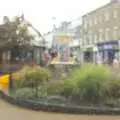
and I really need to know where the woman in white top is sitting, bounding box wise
[113,57,119,69]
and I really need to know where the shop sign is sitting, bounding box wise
[98,44,118,50]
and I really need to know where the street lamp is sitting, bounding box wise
[93,46,98,64]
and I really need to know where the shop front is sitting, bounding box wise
[97,41,119,64]
[82,45,95,62]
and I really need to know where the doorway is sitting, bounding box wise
[108,50,115,64]
[84,51,93,62]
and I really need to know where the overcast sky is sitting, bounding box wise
[0,0,110,34]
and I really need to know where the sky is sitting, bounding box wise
[0,0,110,34]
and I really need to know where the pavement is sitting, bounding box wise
[0,99,120,120]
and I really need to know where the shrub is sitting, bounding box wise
[105,78,120,99]
[14,66,51,86]
[13,88,36,100]
[13,65,34,81]
[45,81,64,95]
[13,63,120,106]
[62,63,113,104]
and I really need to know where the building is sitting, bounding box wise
[52,21,73,62]
[42,32,53,49]
[51,19,83,63]
[82,0,120,63]
[69,24,82,52]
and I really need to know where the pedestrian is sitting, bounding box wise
[113,57,119,69]
[97,54,102,65]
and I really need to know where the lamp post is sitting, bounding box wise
[118,40,120,61]
[8,52,13,94]
[93,46,98,64]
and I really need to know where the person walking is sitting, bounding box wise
[113,57,119,69]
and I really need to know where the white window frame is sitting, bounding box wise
[105,12,109,21]
[105,28,110,41]
[89,34,92,44]
[113,9,118,19]
[99,16,102,23]
[94,34,97,43]
[113,27,118,40]
[83,35,87,45]
[84,20,88,29]
[99,29,103,42]
[94,17,97,24]
[89,19,92,27]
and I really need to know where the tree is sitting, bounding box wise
[0,15,34,62]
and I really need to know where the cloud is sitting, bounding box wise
[0,0,109,33]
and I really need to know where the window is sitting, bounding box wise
[99,34,102,42]
[113,9,118,19]
[105,12,109,21]
[89,19,92,27]
[94,35,97,43]
[84,20,88,29]
[2,52,6,60]
[105,28,110,40]
[99,16,102,23]
[94,17,97,24]
[99,29,103,42]
[113,27,118,40]
[83,35,87,45]
[89,34,92,44]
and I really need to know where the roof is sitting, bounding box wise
[82,1,117,18]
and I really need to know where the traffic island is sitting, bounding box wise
[1,91,120,115]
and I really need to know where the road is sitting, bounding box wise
[0,99,120,120]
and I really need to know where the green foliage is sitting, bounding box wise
[13,63,120,106]
[70,64,110,83]
[105,78,120,99]
[24,70,50,88]
[46,95,66,104]
[61,64,113,103]
[13,88,36,100]
[15,66,51,87]
[0,16,34,61]
[14,66,51,97]
[45,81,64,95]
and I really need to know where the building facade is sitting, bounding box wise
[52,22,72,62]
[82,0,120,63]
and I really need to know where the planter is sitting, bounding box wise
[1,91,120,115]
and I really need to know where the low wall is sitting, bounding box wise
[0,91,120,115]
